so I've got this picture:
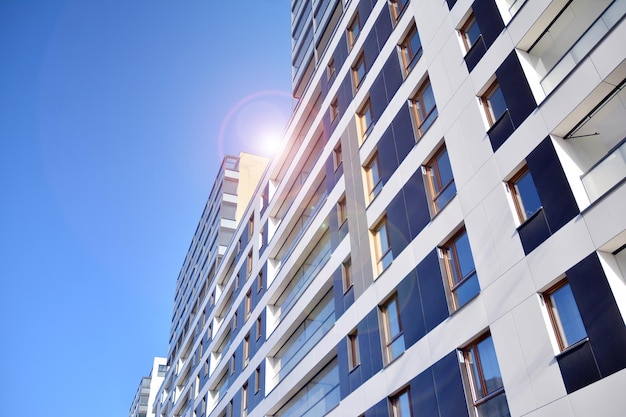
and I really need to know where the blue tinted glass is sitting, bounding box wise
[436,149,453,186]
[515,171,542,219]
[476,336,504,394]
[489,86,507,121]
[410,30,422,56]
[552,284,587,347]
[390,335,405,360]
[455,232,476,279]
[466,19,481,46]
[456,273,479,307]
[422,84,436,114]
[477,391,510,417]
[434,182,456,210]
[386,298,401,336]
[396,391,411,416]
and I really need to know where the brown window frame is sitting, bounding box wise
[544,280,588,351]
[380,294,404,364]
[389,387,413,417]
[348,330,360,370]
[399,23,422,73]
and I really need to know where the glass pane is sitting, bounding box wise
[455,273,480,307]
[476,391,510,417]
[410,31,421,56]
[378,222,389,253]
[454,232,476,279]
[514,171,542,219]
[466,19,481,47]
[488,86,507,121]
[385,299,401,336]
[395,391,411,417]
[551,284,587,347]
[466,346,484,396]
[422,84,436,114]
[476,336,504,394]
[389,334,405,360]
[436,149,453,187]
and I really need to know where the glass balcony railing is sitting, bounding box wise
[533,0,625,94]
[581,139,626,202]
[277,232,332,320]
[273,292,335,385]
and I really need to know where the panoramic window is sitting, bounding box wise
[399,23,422,73]
[508,165,542,223]
[410,78,438,137]
[461,333,510,417]
[544,280,587,351]
[380,294,405,364]
[440,228,480,310]
[424,145,456,215]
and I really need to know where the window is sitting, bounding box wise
[399,24,422,73]
[248,215,254,238]
[508,166,542,223]
[257,270,263,293]
[327,56,336,80]
[461,334,510,417]
[348,330,360,370]
[365,153,383,201]
[389,0,408,22]
[230,353,236,375]
[247,250,253,276]
[390,387,412,417]
[424,145,456,215]
[255,366,261,393]
[330,97,339,122]
[373,217,393,273]
[243,334,250,366]
[347,13,361,49]
[242,383,248,417]
[544,280,587,351]
[204,359,209,377]
[410,79,437,137]
[440,228,480,310]
[245,290,252,319]
[342,257,352,292]
[333,143,342,169]
[233,312,238,330]
[357,98,374,141]
[352,52,366,91]
[461,13,481,52]
[337,195,347,225]
[380,295,404,363]
[256,315,262,340]
[482,81,507,126]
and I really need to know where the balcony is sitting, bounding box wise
[581,139,626,202]
[526,0,624,95]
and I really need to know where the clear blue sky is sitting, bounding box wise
[0,1,291,416]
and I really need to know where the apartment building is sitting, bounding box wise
[153,1,626,417]
[129,357,168,417]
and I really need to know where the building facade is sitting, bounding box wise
[153,1,626,417]
[130,357,168,417]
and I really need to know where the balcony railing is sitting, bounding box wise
[581,139,626,202]
[536,0,624,94]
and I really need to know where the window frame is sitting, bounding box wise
[461,333,509,417]
[330,97,339,123]
[410,78,437,138]
[440,228,479,310]
[337,195,347,226]
[424,145,456,215]
[256,315,262,341]
[507,165,542,223]
[380,294,405,364]
[347,12,361,49]
[460,12,481,52]
[399,23,422,73]
[245,290,252,320]
[481,81,507,126]
[544,280,588,351]
[243,333,250,366]
[373,216,393,273]
[389,0,408,23]
[342,257,352,292]
[333,142,342,169]
[352,52,367,92]
[365,152,383,201]
[348,330,360,371]
[389,387,413,417]
[357,98,374,142]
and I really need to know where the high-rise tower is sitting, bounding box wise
[151,1,626,417]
